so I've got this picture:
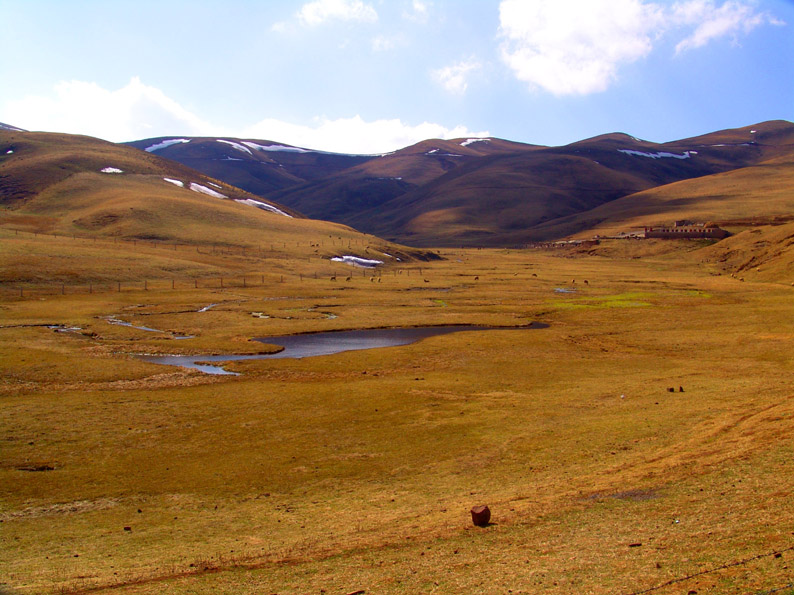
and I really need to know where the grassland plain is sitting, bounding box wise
[1,236,793,594]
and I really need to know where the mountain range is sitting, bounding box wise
[0,129,436,265]
[126,120,794,247]
[1,120,792,254]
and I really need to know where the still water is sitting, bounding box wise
[138,323,546,375]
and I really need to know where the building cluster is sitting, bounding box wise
[643,221,729,239]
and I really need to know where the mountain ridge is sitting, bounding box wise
[123,120,794,247]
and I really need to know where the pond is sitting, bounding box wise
[137,323,547,375]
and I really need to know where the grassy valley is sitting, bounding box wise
[1,125,794,594]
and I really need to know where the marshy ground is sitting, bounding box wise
[1,239,793,594]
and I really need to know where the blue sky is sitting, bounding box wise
[1,0,791,153]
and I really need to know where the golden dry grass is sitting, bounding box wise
[1,236,793,594]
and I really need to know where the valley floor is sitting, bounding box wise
[1,241,793,594]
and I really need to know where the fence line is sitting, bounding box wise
[0,266,414,299]
[624,544,794,595]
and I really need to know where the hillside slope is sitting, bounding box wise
[140,121,794,247]
[0,130,433,264]
[125,136,376,197]
[532,126,794,241]
[342,121,794,246]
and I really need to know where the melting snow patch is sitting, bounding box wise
[208,182,222,189]
[6,150,13,154]
[163,178,184,187]
[242,141,311,153]
[101,167,123,173]
[190,183,227,198]
[751,130,757,134]
[426,149,463,157]
[618,149,692,160]
[217,139,253,155]
[234,198,292,218]
[331,255,383,268]
[145,138,190,152]
[460,138,490,147]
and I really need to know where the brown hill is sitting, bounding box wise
[335,122,792,246]
[0,130,434,264]
[533,123,794,241]
[125,136,375,196]
[113,120,794,249]
[257,121,794,247]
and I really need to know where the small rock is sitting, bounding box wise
[470,505,491,527]
[123,526,131,531]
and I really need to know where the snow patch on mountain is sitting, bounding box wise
[145,138,190,152]
[0,122,25,132]
[217,139,253,155]
[189,182,227,198]
[163,178,184,187]
[425,148,463,157]
[242,141,311,154]
[234,198,292,218]
[618,149,692,160]
[331,255,383,268]
[460,138,489,147]
[101,167,123,173]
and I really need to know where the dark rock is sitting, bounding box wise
[470,505,491,527]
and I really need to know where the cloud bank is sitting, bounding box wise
[498,0,782,96]
[1,78,487,154]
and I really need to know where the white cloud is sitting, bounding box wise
[498,0,783,96]
[432,59,481,95]
[1,77,215,142]
[672,0,784,53]
[244,115,488,154]
[297,0,378,26]
[404,0,430,23]
[0,78,486,154]
[498,0,663,96]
